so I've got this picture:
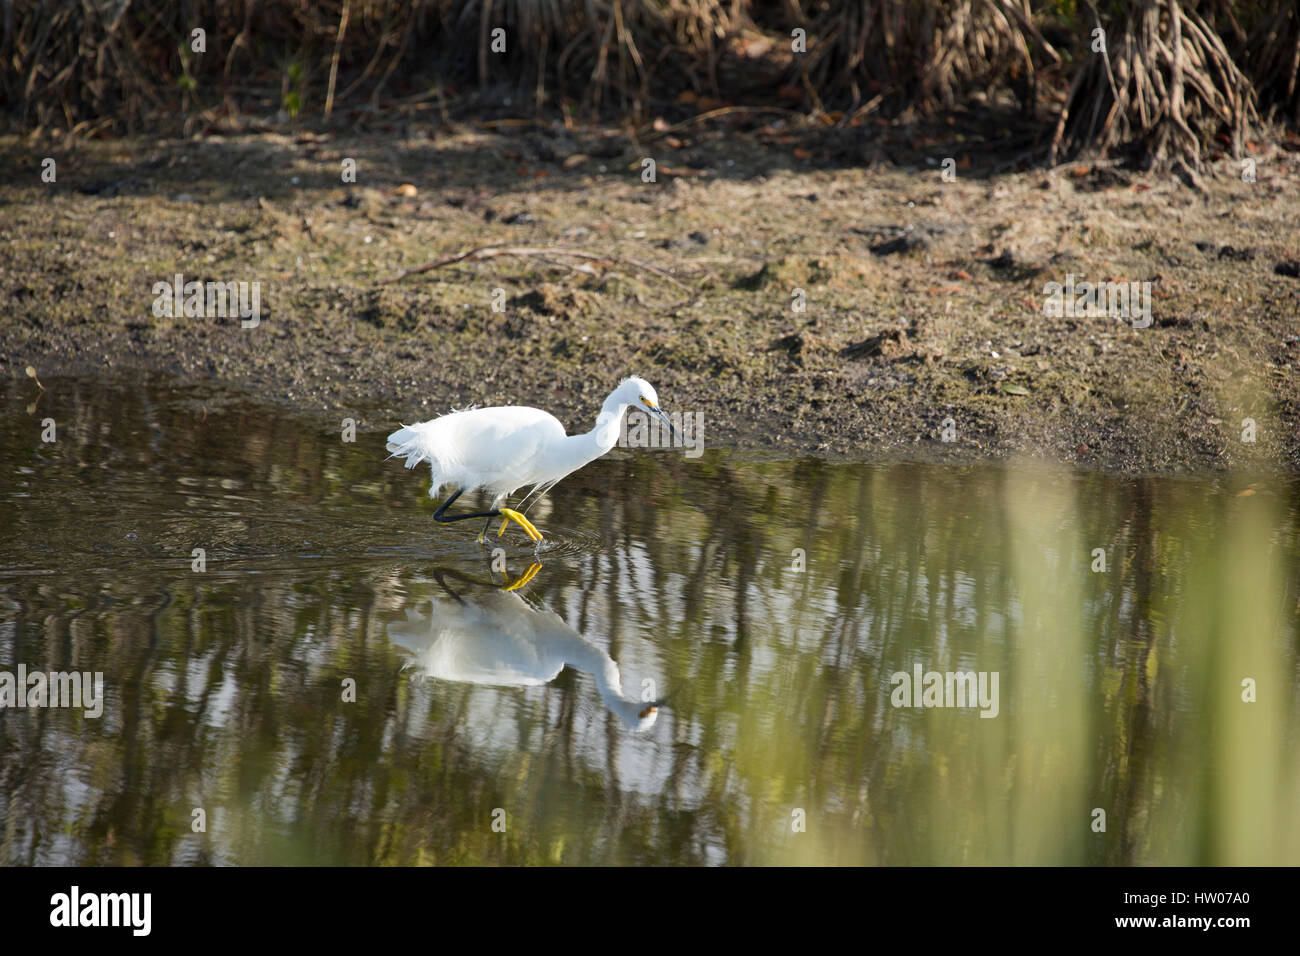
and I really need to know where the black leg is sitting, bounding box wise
[431,564,525,599]
[431,489,544,544]
[433,488,502,523]
[431,567,469,604]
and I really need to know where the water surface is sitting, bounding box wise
[1,377,1297,865]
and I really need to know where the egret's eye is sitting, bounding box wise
[640,396,655,408]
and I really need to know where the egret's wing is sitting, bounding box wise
[456,410,568,496]
[387,406,565,497]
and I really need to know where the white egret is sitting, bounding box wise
[386,377,680,543]
[387,568,660,730]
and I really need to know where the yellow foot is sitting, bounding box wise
[502,562,543,592]
[496,508,543,543]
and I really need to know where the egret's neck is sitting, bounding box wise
[590,399,628,451]
[559,636,648,729]
[556,401,626,473]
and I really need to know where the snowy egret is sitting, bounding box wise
[387,568,660,730]
[386,377,680,544]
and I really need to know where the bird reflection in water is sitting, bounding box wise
[387,566,660,731]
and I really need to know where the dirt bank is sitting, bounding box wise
[3,117,1298,472]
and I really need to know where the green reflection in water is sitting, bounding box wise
[0,378,1297,865]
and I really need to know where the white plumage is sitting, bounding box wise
[388,587,659,730]
[387,405,564,499]
[386,376,677,543]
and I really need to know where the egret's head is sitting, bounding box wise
[611,376,681,443]
[622,702,659,732]
[617,376,659,410]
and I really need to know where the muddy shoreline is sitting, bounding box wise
[3,122,1298,473]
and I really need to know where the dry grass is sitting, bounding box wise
[1236,1,1300,126]
[1051,0,1258,178]
[1,1,1285,170]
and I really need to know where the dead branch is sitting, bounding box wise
[378,245,693,290]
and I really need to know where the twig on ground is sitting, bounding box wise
[378,245,693,291]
